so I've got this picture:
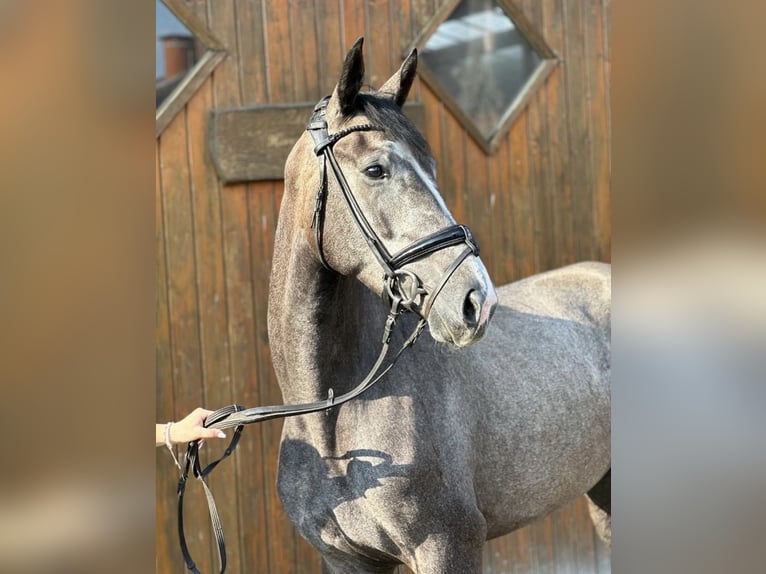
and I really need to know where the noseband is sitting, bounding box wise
[307,95,479,316]
[173,96,482,574]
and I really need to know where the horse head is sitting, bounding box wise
[284,38,497,347]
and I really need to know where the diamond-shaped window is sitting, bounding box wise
[411,0,557,153]
[156,0,226,136]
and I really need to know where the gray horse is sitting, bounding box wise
[268,38,611,574]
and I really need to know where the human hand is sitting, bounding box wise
[168,407,226,444]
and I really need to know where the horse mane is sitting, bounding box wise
[341,92,433,168]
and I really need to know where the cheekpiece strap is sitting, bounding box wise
[305,96,388,274]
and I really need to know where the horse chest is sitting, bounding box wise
[276,399,480,557]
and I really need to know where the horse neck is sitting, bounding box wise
[267,211,386,406]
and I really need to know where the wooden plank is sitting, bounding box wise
[523,0,555,273]
[366,0,393,88]
[421,83,443,159]
[206,3,246,570]
[342,0,366,55]
[316,0,345,96]
[464,136,493,278]
[512,524,534,574]
[208,1,271,571]
[209,0,242,109]
[187,76,247,573]
[439,94,467,222]
[220,180,271,574]
[237,0,270,104]
[483,531,517,573]
[493,135,515,285]
[210,104,317,182]
[262,2,300,570]
[408,0,436,102]
[562,0,596,261]
[389,0,413,58]
[486,138,505,281]
[290,0,321,101]
[508,103,535,279]
[234,0,281,560]
[160,107,213,574]
[526,83,554,273]
[542,0,575,266]
[551,500,580,574]
[266,0,296,103]
[601,0,611,187]
[531,513,557,573]
[181,0,210,22]
[420,86,446,227]
[587,0,611,262]
[210,103,427,183]
[155,140,177,574]
[572,497,599,573]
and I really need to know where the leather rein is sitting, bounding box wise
[174,96,480,573]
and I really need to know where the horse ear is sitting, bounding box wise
[379,48,418,108]
[332,37,366,116]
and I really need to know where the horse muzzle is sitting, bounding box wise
[428,270,498,347]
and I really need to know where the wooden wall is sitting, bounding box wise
[156,0,611,572]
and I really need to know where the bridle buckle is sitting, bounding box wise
[385,269,427,311]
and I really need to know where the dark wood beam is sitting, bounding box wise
[210,102,425,183]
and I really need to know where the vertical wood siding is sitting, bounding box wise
[156,0,611,572]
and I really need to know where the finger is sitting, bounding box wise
[200,427,226,439]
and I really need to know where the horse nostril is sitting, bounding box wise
[463,289,482,327]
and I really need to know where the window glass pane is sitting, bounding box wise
[156,0,205,108]
[420,0,543,138]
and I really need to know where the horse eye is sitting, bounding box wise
[363,164,385,179]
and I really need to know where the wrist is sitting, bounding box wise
[164,421,174,447]
[163,421,181,469]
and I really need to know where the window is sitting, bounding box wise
[411,0,557,153]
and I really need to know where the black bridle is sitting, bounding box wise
[308,95,479,313]
[174,96,480,574]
